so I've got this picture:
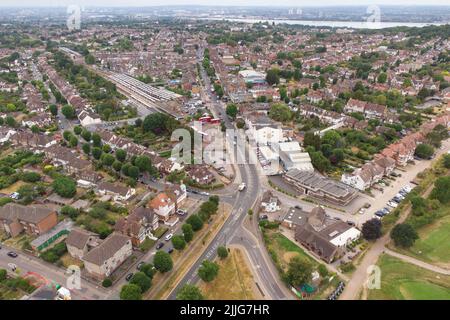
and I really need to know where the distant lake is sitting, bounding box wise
[195,17,447,29]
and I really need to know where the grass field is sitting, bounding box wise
[407,214,450,267]
[200,248,259,300]
[265,231,318,271]
[368,254,450,300]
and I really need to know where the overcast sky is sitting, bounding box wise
[1,0,450,7]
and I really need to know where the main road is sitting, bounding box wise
[166,45,291,300]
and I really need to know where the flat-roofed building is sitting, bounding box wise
[284,169,358,206]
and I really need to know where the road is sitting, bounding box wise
[0,244,108,300]
[165,45,291,300]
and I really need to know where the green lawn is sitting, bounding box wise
[406,214,450,266]
[269,232,318,268]
[368,254,450,300]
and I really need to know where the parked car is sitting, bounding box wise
[125,273,134,282]
[375,211,385,217]
[167,248,174,254]
[7,251,18,258]
[137,262,145,270]
[294,205,302,210]
[165,233,173,241]
[156,242,164,250]
[259,214,268,221]
[387,201,398,208]
[176,209,187,216]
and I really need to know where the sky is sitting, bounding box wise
[1,0,450,7]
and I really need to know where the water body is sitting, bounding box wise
[195,17,447,29]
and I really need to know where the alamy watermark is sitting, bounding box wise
[67,5,82,31]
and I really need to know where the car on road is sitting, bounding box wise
[156,242,164,250]
[363,203,371,209]
[7,251,18,258]
[165,233,173,241]
[137,262,145,270]
[294,205,302,210]
[125,273,134,282]
[238,183,246,191]
[346,220,356,226]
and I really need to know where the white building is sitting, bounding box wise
[277,142,314,172]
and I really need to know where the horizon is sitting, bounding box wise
[1,1,450,8]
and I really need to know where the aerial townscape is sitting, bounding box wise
[0,2,449,305]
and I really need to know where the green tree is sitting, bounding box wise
[198,260,219,282]
[73,125,82,135]
[112,160,123,172]
[153,251,173,273]
[217,246,228,259]
[69,136,78,148]
[82,143,91,155]
[182,223,194,243]
[135,155,152,173]
[430,176,450,204]
[226,104,238,119]
[286,256,313,287]
[414,143,434,159]
[443,154,450,169]
[92,147,102,160]
[265,69,280,85]
[186,214,203,231]
[92,133,102,147]
[61,105,76,119]
[102,144,112,153]
[176,284,204,300]
[268,103,292,122]
[303,131,321,150]
[391,223,418,248]
[52,176,76,198]
[0,269,7,282]
[120,284,142,300]
[102,278,112,288]
[361,218,382,240]
[140,264,155,279]
[48,104,58,116]
[377,72,387,83]
[130,272,152,293]
[81,130,92,142]
[116,149,127,162]
[101,153,115,166]
[172,235,186,250]
[127,165,140,179]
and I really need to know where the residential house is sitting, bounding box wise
[0,203,58,238]
[115,206,159,247]
[82,233,132,280]
[96,181,136,202]
[66,228,100,260]
[261,191,281,213]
